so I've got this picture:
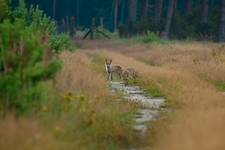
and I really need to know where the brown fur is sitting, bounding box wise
[122,70,130,86]
[112,65,123,79]
[127,68,138,79]
[105,59,122,80]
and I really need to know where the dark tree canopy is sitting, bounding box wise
[11,0,223,41]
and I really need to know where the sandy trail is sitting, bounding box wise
[110,81,166,148]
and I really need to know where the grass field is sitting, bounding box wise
[1,40,225,150]
[79,40,225,150]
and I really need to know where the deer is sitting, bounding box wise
[105,59,123,81]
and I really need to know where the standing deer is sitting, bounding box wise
[105,59,123,81]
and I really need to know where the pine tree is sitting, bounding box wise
[128,0,137,22]
[113,0,119,32]
[202,0,209,23]
[219,0,225,42]
[140,0,148,21]
[161,0,175,38]
[155,0,163,25]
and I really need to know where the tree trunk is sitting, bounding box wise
[155,0,163,25]
[53,0,56,18]
[128,0,137,22]
[219,0,225,42]
[161,0,175,39]
[119,0,126,24]
[202,0,209,23]
[186,0,192,14]
[100,17,104,29]
[113,0,119,32]
[76,0,80,26]
[140,0,148,21]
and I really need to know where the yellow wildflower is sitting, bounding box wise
[79,105,86,113]
[54,126,61,133]
[42,105,49,112]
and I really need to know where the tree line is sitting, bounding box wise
[12,0,225,42]
[117,0,224,42]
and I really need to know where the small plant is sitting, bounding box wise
[136,80,163,98]
[213,80,225,91]
[50,33,75,53]
[142,31,161,43]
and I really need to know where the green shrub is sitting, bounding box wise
[28,5,56,33]
[13,0,55,33]
[213,80,225,91]
[50,33,75,53]
[0,2,61,114]
[142,31,161,43]
[0,0,8,21]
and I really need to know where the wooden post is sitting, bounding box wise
[82,17,110,40]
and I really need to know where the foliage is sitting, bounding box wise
[0,0,8,21]
[0,1,137,150]
[142,31,162,43]
[8,0,223,41]
[13,0,56,33]
[49,33,75,53]
[116,1,221,40]
[0,1,62,114]
[213,80,225,91]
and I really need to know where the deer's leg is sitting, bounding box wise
[107,73,110,80]
[119,72,122,79]
[111,72,113,81]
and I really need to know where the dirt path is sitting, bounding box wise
[110,81,166,144]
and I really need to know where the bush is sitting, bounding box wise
[142,31,161,43]
[0,0,8,21]
[50,33,75,53]
[0,2,62,114]
[13,0,55,33]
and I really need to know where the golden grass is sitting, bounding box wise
[1,40,225,150]
[53,50,137,149]
[0,50,137,150]
[55,51,108,96]
[0,116,65,150]
[84,41,225,150]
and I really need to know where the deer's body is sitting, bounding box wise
[127,68,138,79]
[122,68,138,86]
[122,70,130,86]
[105,59,123,81]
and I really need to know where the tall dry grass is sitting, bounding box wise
[55,51,108,96]
[0,116,65,150]
[53,51,137,149]
[0,50,137,150]
[81,40,225,81]
[86,41,225,150]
